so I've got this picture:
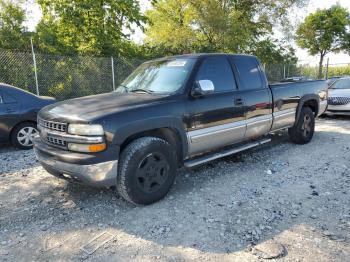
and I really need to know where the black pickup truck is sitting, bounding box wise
[34,54,328,205]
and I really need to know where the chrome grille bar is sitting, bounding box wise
[38,117,68,132]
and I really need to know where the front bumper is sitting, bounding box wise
[34,137,119,187]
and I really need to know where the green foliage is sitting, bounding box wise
[35,0,147,56]
[298,65,350,79]
[144,0,305,63]
[296,5,350,56]
[5,0,350,99]
[145,0,197,54]
[251,38,297,64]
[298,65,320,80]
[0,48,144,100]
[327,65,350,78]
[0,49,37,92]
[296,5,350,77]
[0,0,31,50]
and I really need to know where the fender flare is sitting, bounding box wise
[112,116,188,157]
[295,94,320,124]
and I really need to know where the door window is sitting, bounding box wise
[2,90,17,103]
[196,57,237,92]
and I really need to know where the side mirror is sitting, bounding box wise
[191,80,215,97]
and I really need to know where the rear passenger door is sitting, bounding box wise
[186,56,246,156]
[230,56,273,139]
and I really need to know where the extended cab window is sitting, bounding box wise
[195,57,236,92]
[233,56,264,90]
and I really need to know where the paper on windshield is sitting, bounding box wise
[167,60,187,67]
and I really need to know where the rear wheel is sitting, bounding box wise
[117,137,177,205]
[288,107,315,144]
[11,122,38,150]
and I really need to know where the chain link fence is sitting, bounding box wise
[264,63,325,83]
[264,62,350,83]
[0,49,37,94]
[1,49,350,100]
[0,49,143,100]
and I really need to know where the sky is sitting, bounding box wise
[24,0,350,65]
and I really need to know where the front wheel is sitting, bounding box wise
[288,107,315,144]
[117,137,177,205]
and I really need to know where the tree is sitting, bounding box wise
[296,5,350,78]
[144,0,196,55]
[145,0,307,58]
[36,0,147,56]
[252,38,297,65]
[0,0,30,50]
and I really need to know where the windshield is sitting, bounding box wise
[116,58,195,94]
[330,79,350,89]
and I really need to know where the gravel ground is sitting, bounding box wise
[0,116,350,262]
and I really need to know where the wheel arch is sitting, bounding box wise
[295,95,319,125]
[9,120,37,139]
[113,118,188,165]
[120,128,184,165]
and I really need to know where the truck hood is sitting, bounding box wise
[39,92,169,122]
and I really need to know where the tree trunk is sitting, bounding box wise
[318,53,324,79]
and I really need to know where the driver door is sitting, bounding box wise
[185,56,246,156]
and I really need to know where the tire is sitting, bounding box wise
[11,122,39,150]
[117,137,177,205]
[288,107,315,144]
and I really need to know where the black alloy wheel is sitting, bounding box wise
[117,137,177,205]
[136,152,170,194]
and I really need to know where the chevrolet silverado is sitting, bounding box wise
[34,54,328,205]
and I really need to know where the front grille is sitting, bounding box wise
[38,117,68,132]
[37,117,103,150]
[328,97,350,105]
[46,136,67,147]
[38,117,68,149]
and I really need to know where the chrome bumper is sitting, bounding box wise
[34,148,118,187]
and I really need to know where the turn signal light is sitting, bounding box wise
[68,143,106,153]
[88,144,107,152]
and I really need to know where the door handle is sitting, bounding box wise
[235,98,244,106]
[6,108,15,113]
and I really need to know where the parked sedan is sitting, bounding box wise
[327,77,350,115]
[0,83,56,149]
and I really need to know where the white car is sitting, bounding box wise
[327,77,350,115]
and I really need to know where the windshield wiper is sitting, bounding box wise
[130,88,154,94]
[117,85,129,93]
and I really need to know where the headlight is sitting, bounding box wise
[68,143,106,153]
[68,124,104,136]
[319,90,327,100]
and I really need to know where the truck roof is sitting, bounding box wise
[149,53,257,62]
